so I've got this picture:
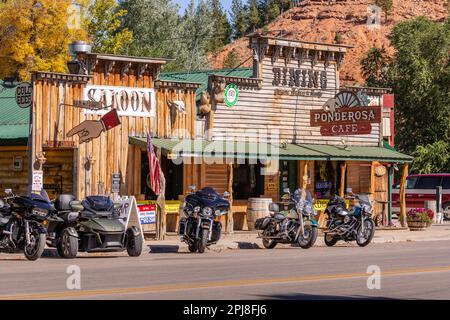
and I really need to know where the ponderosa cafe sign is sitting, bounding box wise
[310,106,382,136]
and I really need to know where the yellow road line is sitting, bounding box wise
[2,265,450,300]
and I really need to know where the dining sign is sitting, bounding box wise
[310,106,381,136]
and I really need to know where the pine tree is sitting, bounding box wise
[120,0,180,59]
[0,0,87,80]
[231,0,248,39]
[223,51,240,69]
[267,0,280,23]
[209,0,232,53]
[247,0,260,32]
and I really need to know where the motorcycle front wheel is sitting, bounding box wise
[24,231,46,261]
[197,229,209,254]
[356,219,375,247]
[298,221,318,249]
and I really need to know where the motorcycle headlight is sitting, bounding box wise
[201,207,213,217]
[32,208,48,218]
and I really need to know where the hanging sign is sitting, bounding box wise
[111,173,121,193]
[224,84,239,108]
[32,170,44,193]
[15,82,33,109]
[311,106,381,136]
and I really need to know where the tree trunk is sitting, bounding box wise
[340,162,347,197]
[226,163,234,234]
[399,163,409,228]
[156,170,166,240]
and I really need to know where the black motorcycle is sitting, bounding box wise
[255,188,318,249]
[0,189,51,260]
[324,194,375,247]
[179,187,230,253]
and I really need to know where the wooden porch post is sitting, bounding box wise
[156,148,167,240]
[301,161,309,199]
[399,163,409,227]
[226,162,234,234]
[339,162,347,197]
[370,161,376,195]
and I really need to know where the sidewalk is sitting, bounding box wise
[147,223,450,253]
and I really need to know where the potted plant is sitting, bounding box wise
[407,208,434,231]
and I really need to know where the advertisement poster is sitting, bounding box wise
[138,204,157,225]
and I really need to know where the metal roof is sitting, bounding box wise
[129,137,413,163]
[0,81,29,145]
[159,68,254,105]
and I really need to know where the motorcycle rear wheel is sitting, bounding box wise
[188,242,198,252]
[262,238,277,249]
[126,229,143,257]
[324,233,338,247]
[57,228,78,259]
[197,229,209,254]
[356,219,375,247]
[24,232,46,261]
[298,222,318,249]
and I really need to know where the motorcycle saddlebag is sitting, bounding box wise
[179,218,187,235]
[83,196,114,212]
[254,217,269,230]
[211,221,222,242]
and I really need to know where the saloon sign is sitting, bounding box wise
[84,85,156,117]
[310,106,382,136]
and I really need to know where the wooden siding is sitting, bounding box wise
[0,146,29,195]
[213,57,383,146]
[31,60,198,199]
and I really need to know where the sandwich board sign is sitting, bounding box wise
[116,196,144,241]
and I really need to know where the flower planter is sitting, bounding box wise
[407,219,430,231]
[407,208,434,231]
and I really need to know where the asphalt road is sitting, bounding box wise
[1,240,450,300]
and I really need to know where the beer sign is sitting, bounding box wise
[15,82,33,109]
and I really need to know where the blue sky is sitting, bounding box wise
[175,0,233,15]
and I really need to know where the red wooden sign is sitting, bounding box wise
[310,106,382,127]
[320,123,372,136]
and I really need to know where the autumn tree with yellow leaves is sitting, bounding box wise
[0,0,133,81]
[0,0,86,80]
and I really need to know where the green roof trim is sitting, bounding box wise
[0,80,30,145]
[129,137,414,163]
[159,68,254,106]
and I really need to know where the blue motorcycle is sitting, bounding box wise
[179,187,230,253]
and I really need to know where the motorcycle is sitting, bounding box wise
[179,186,230,253]
[46,195,143,258]
[255,188,318,249]
[324,194,375,247]
[0,189,50,261]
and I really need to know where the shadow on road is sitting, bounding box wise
[148,245,180,253]
[256,292,397,300]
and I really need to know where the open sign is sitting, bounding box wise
[15,82,33,109]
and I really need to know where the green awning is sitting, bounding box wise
[129,137,413,163]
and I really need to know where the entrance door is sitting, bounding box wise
[279,160,298,197]
[42,149,75,198]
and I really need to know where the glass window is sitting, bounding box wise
[406,177,418,189]
[442,177,450,189]
[415,176,443,189]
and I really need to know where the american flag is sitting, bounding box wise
[147,133,161,195]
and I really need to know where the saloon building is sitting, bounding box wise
[0,34,413,235]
